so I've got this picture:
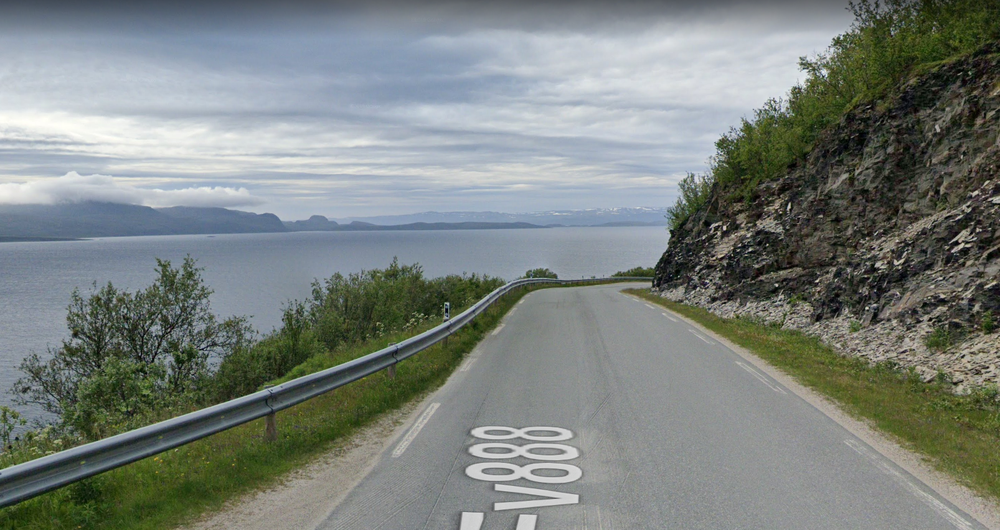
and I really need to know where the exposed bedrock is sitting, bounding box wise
[654,44,1000,390]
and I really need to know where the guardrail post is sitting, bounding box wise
[264,384,278,442]
[265,413,278,442]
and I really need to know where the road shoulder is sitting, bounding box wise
[179,395,429,530]
[624,291,1000,530]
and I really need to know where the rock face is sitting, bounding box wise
[654,44,1000,390]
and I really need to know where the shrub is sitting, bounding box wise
[309,258,504,352]
[213,301,325,401]
[0,406,25,450]
[13,257,254,439]
[926,324,966,352]
[522,268,558,279]
[699,0,1000,205]
[666,172,714,230]
[613,267,655,277]
[981,310,995,334]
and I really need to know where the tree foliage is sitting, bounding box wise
[666,172,714,230]
[9,257,507,440]
[522,268,558,279]
[612,266,655,277]
[678,0,1000,217]
[304,259,497,349]
[213,259,503,401]
[14,257,253,439]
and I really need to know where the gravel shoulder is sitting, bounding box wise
[178,395,430,530]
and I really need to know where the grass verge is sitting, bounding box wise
[0,286,536,530]
[626,289,1000,502]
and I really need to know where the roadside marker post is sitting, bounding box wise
[444,302,451,346]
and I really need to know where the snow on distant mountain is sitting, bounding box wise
[335,207,668,227]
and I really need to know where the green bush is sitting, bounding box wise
[13,257,253,440]
[0,406,25,450]
[214,259,503,401]
[701,0,1000,205]
[522,268,558,279]
[981,310,995,334]
[213,301,325,401]
[666,172,714,230]
[926,325,966,352]
[612,267,655,277]
[308,258,504,352]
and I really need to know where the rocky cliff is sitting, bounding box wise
[654,43,1000,389]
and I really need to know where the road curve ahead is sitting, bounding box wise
[318,283,986,530]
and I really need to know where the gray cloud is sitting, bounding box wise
[0,172,265,208]
[0,2,852,218]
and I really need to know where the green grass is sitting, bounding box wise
[925,325,966,352]
[0,286,535,530]
[626,289,1000,501]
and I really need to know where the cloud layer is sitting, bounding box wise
[0,3,853,219]
[0,172,264,208]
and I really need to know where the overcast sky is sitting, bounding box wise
[0,1,853,220]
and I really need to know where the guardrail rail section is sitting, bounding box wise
[0,277,652,507]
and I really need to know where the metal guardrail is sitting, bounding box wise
[0,276,651,507]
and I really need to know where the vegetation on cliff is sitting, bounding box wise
[668,0,1000,229]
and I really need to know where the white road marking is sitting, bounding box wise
[459,512,484,530]
[735,361,787,394]
[491,323,506,336]
[518,299,525,306]
[516,514,538,530]
[845,439,975,530]
[661,312,678,322]
[644,303,657,310]
[460,358,477,372]
[509,307,518,316]
[391,403,440,458]
[688,329,715,345]
[494,484,580,511]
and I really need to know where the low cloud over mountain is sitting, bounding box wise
[0,172,264,208]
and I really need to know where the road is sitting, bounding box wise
[317,283,986,530]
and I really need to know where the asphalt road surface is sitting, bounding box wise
[318,283,987,530]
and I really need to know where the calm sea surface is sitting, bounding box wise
[0,227,666,419]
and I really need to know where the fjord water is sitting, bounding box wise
[0,227,666,419]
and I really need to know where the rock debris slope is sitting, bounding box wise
[654,44,1000,389]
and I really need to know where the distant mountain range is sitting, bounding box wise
[0,203,548,240]
[0,203,665,241]
[283,215,542,232]
[0,203,286,239]
[335,207,669,227]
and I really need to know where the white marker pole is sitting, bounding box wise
[444,302,451,346]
